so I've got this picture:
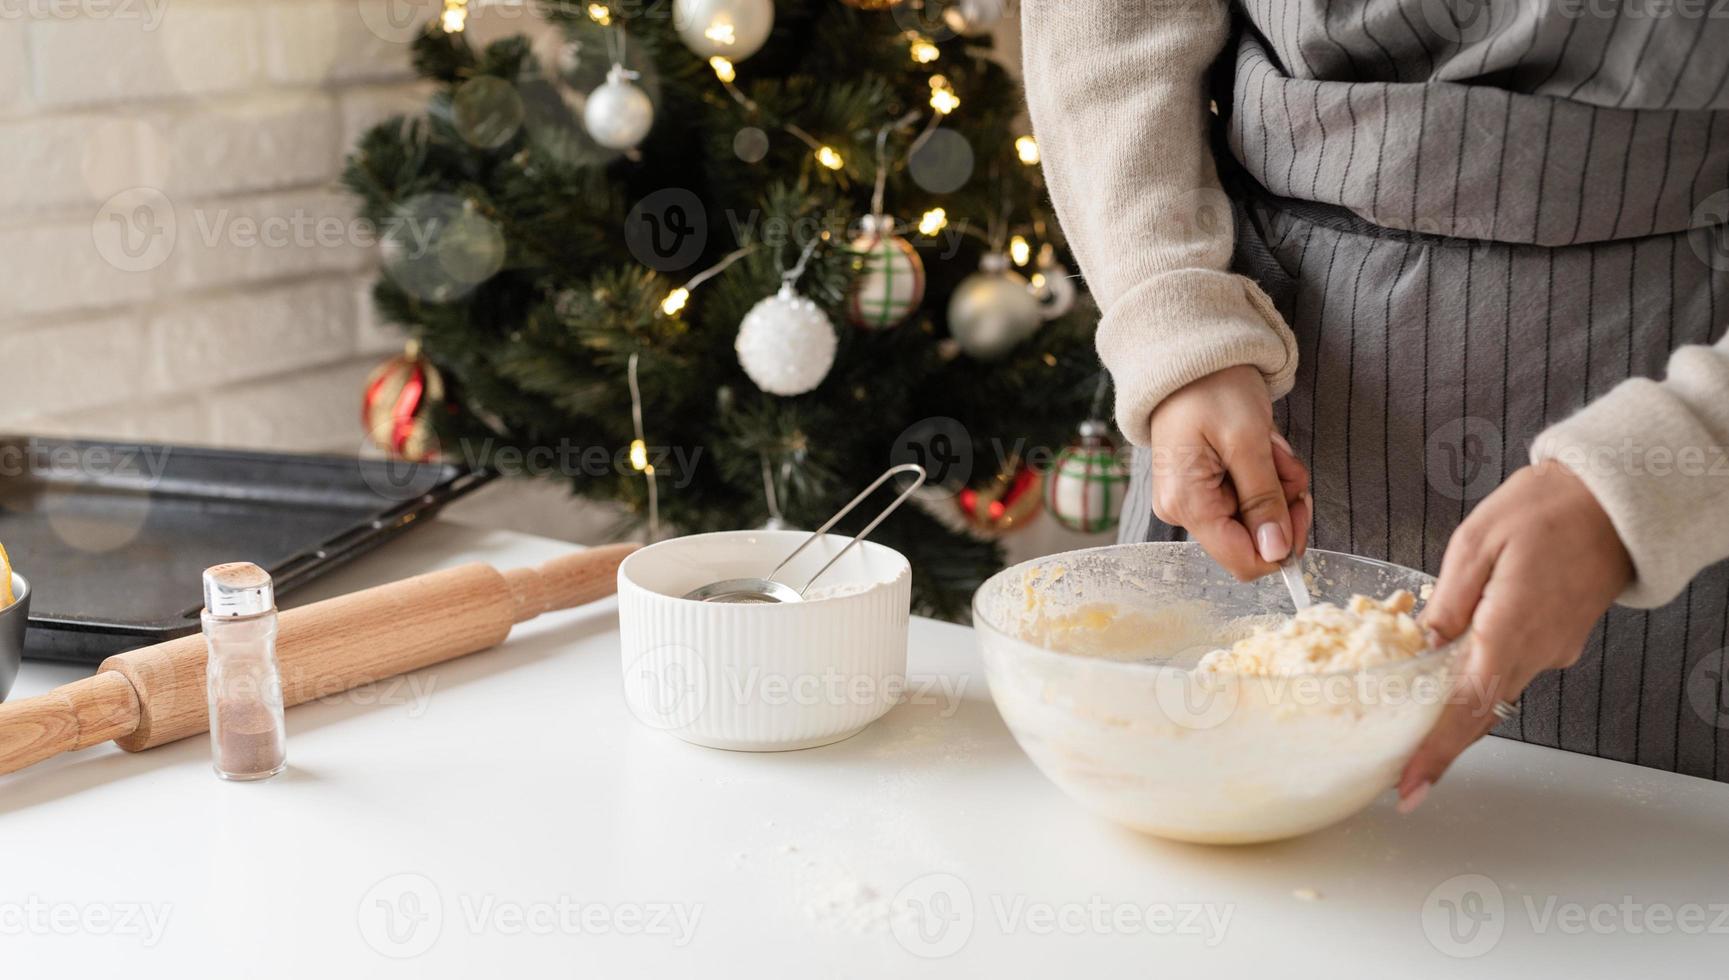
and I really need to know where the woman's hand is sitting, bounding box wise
[1147,365,1311,580]
[1399,462,1633,811]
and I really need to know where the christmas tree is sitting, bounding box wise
[343,0,1103,618]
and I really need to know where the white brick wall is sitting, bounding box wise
[0,4,1084,553]
[0,1,550,454]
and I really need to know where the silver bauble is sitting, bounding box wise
[674,0,774,61]
[736,285,838,395]
[583,64,654,150]
[943,0,1008,36]
[1031,243,1079,320]
[947,253,1042,359]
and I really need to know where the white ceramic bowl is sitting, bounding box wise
[617,530,912,751]
[974,542,1458,844]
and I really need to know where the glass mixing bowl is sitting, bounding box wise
[973,542,1460,844]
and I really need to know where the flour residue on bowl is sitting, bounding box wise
[799,562,909,602]
[1012,562,1272,666]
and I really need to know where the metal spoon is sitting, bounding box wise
[1277,554,1312,612]
[683,463,927,604]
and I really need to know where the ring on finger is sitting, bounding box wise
[1491,699,1520,722]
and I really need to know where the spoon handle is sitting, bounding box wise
[1278,556,1312,612]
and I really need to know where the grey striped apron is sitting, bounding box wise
[1120,1,1729,780]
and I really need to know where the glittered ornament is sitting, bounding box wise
[362,341,445,461]
[942,0,1008,35]
[847,214,925,330]
[957,461,1041,534]
[583,64,654,150]
[674,0,774,61]
[947,252,1043,359]
[735,284,838,395]
[1045,420,1132,533]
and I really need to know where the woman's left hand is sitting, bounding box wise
[1397,461,1633,812]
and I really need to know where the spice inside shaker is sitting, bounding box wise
[202,562,287,781]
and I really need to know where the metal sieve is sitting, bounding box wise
[683,464,926,603]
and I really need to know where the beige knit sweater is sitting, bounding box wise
[1021,0,1729,608]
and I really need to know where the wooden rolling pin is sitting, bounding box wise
[0,543,637,777]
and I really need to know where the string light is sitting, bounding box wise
[909,36,940,64]
[660,286,690,316]
[657,246,754,319]
[815,145,845,170]
[709,56,736,83]
[705,22,737,46]
[918,207,948,236]
[626,354,660,541]
[1009,235,1031,267]
[1015,135,1040,166]
[587,3,611,25]
[440,0,468,32]
[928,74,959,115]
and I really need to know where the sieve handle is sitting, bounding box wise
[764,463,926,596]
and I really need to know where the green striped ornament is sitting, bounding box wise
[1045,420,1131,533]
[846,219,924,330]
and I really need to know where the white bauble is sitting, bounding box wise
[736,285,838,395]
[947,253,1042,359]
[583,65,654,150]
[674,0,774,61]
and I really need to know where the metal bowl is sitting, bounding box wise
[973,542,1461,844]
[0,572,28,703]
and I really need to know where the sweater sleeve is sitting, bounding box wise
[1531,335,1729,608]
[1020,0,1298,446]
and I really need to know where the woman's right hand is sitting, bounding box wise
[1146,364,1310,580]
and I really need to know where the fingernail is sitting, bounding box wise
[1271,432,1295,455]
[1256,522,1289,563]
[1397,780,1432,815]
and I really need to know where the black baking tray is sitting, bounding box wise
[0,437,494,664]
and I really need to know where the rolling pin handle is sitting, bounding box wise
[0,672,142,777]
[504,542,639,623]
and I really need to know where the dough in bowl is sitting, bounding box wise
[1197,591,1427,676]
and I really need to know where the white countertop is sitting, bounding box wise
[3,522,1725,977]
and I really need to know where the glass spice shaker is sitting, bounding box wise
[202,562,288,781]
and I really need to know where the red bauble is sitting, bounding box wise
[956,462,1040,534]
[361,342,445,461]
